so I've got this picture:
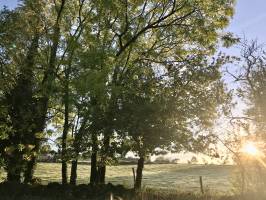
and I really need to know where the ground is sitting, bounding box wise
[0,163,236,194]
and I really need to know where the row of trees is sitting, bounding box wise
[0,0,235,189]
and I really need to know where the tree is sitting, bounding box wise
[79,0,236,184]
[0,0,236,185]
[114,53,231,189]
[224,40,266,194]
[0,3,43,182]
[237,41,266,137]
[0,0,68,182]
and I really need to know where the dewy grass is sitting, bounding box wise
[135,188,237,200]
[0,163,235,194]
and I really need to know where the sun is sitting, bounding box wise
[242,142,259,156]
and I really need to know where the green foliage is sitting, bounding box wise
[0,0,235,183]
[221,32,240,48]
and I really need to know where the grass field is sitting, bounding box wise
[0,163,236,194]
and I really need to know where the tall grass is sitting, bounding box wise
[231,157,266,200]
[134,188,236,200]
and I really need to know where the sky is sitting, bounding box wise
[228,0,266,44]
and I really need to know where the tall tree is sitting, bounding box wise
[0,3,44,182]
[115,53,231,189]
[237,41,266,140]
[0,0,67,182]
[85,0,236,183]
[0,0,236,184]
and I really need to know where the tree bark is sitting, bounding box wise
[69,117,88,185]
[97,165,106,184]
[61,158,68,185]
[97,134,110,184]
[90,151,98,184]
[70,159,78,185]
[7,170,21,183]
[134,156,145,190]
[61,76,69,185]
[7,155,22,183]
[22,96,48,184]
[23,156,36,184]
[90,132,98,185]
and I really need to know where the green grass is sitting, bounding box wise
[4,163,262,200]
[1,163,235,194]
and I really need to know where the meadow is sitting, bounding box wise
[0,163,235,193]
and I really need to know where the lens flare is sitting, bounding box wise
[242,142,259,156]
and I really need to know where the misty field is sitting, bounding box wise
[0,163,235,193]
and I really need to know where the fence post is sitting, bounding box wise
[132,167,136,186]
[109,192,113,200]
[199,176,204,194]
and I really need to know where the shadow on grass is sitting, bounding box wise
[0,182,244,200]
[0,182,134,200]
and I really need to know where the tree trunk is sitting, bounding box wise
[70,159,78,185]
[22,97,48,183]
[70,136,80,186]
[90,152,98,184]
[97,165,106,184]
[23,156,36,184]
[7,157,22,183]
[69,117,88,185]
[61,68,69,185]
[134,156,145,190]
[5,143,23,183]
[62,160,68,185]
[70,125,85,185]
[90,131,98,185]
[7,171,21,183]
[97,134,110,184]
[61,97,69,184]
[42,7,67,184]
[23,134,41,184]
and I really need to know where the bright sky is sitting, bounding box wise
[0,0,18,9]
[228,0,266,43]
